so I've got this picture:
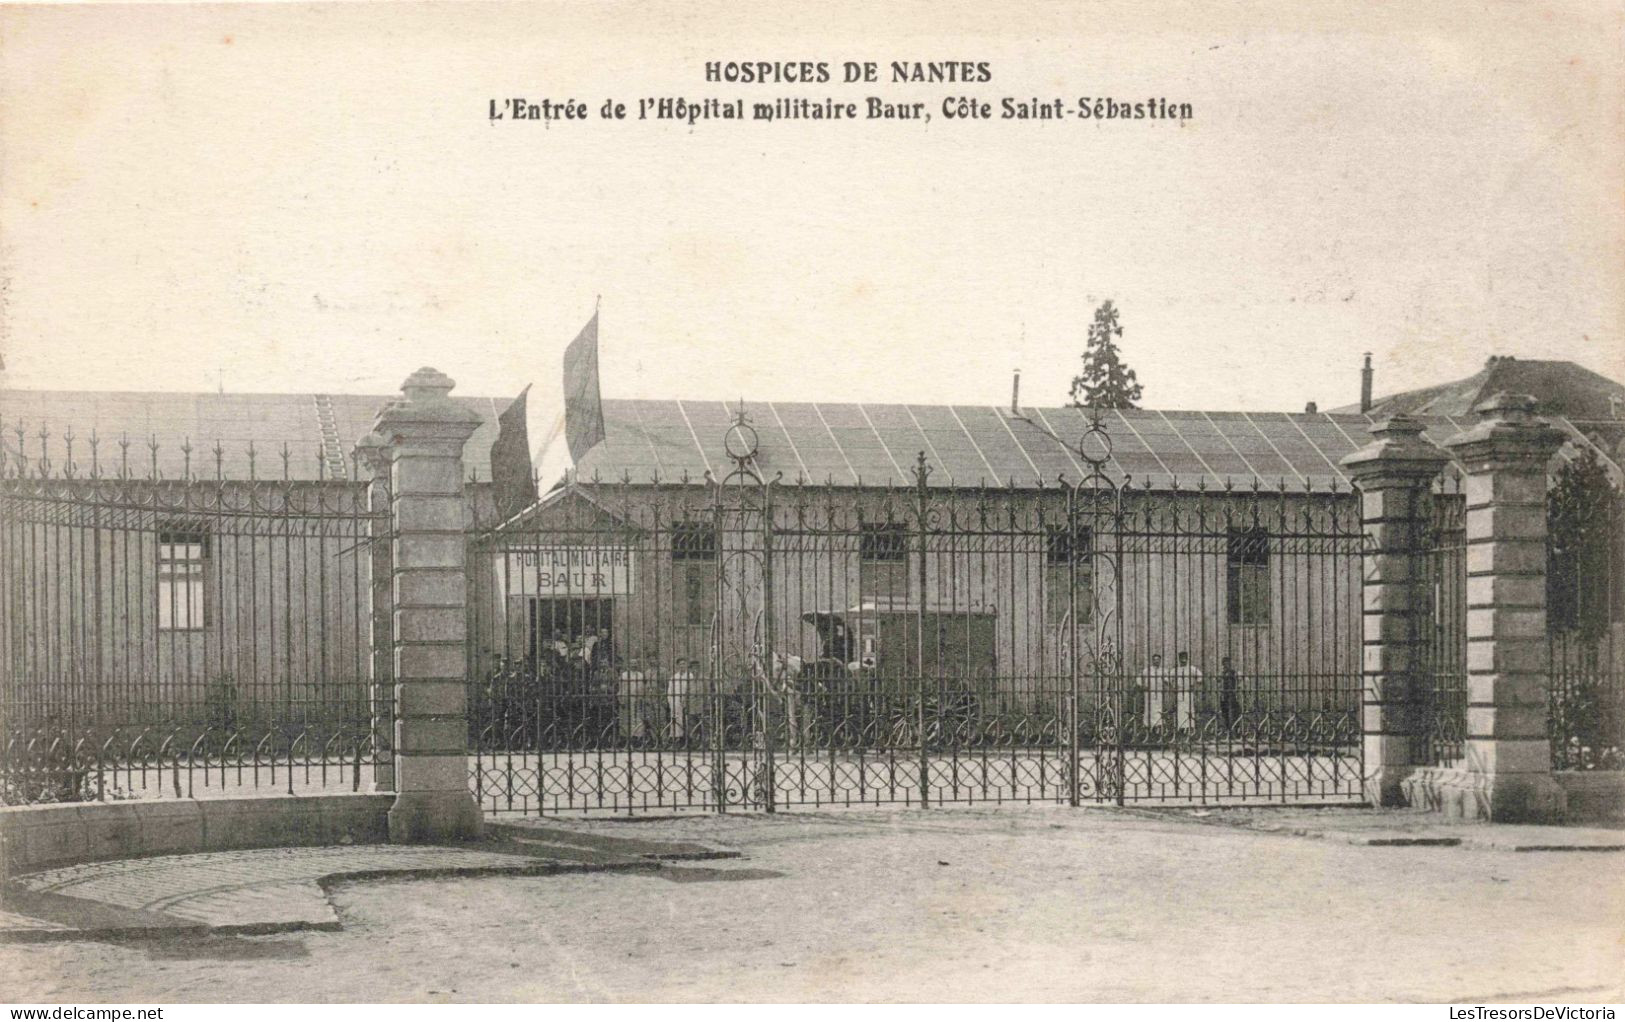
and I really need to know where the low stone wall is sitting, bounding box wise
[1401,767,1625,824]
[1555,772,1625,824]
[0,793,393,877]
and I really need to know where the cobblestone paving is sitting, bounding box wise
[8,845,553,931]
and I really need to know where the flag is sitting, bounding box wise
[490,385,538,519]
[564,310,606,462]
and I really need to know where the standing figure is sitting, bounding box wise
[1139,654,1167,730]
[668,658,696,741]
[753,649,806,751]
[583,630,618,739]
[1219,656,1242,730]
[1172,651,1202,731]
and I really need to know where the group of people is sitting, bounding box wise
[480,642,812,745]
[485,641,1263,744]
[622,651,816,744]
[615,656,741,742]
[1134,652,1245,732]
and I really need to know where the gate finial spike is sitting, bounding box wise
[914,451,932,488]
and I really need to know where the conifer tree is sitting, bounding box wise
[1068,300,1144,410]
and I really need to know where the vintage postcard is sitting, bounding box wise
[0,0,1621,1008]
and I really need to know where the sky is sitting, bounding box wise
[1,0,1621,457]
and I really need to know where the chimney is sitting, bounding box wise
[1011,368,1021,415]
[1304,401,1318,414]
[1360,353,1374,413]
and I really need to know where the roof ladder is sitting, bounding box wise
[313,394,349,480]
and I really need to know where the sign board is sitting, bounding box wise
[494,547,635,597]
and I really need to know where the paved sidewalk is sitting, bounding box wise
[5,808,1621,1001]
[1142,805,1625,850]
[5,804,1618,946]
[1,827,736,941]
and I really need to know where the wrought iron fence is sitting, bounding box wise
[1419,480,1468,766]
[1,408,1372,815]
[0,423,390,805]
[467,410,1364,815]
[1547,449,1624,771]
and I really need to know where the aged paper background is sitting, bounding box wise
[0,0,1622,1004]
[1,0,1620,425]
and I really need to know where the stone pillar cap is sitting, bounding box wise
[402,367,457,402]
[371,366,483,438]
[1472,391,1538,421]
[1369,413,1429,441]
[1339,412,1451,478]
[1443,390,1565,457]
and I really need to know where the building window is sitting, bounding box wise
[860,523,908,563]
[859,522,909,599]
[1227,527,1270,626]
[1045,524,1093,626]
[671,520,717,561]
[671,521,716,626]
[158,531,208,630]
[1045,523,1091,566]
[679,565,714,626]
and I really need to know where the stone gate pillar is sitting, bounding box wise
[354,432,395,793]
[1342,415,1452,806]
[1423,393,1568,821]
[373,367,483,841]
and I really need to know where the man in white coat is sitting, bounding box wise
[1172,650,1203,731]
[668,659,696,741]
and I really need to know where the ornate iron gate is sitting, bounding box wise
[466,407,1364,815]
[1088,433,1364,805]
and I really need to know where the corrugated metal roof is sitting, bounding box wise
[574,399,1485,489]
[2,389,1610,489]
[0,389,502,481]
